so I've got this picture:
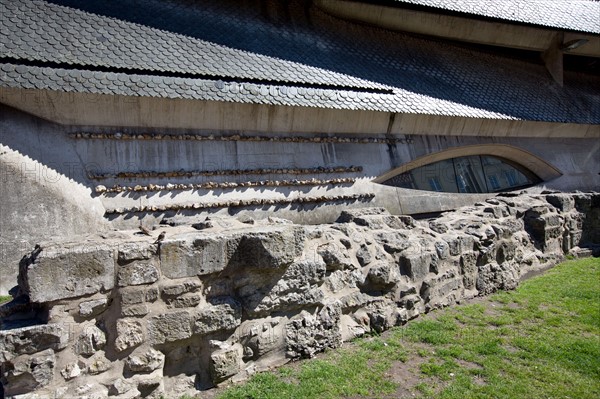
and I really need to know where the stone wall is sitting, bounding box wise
[0,192,598,398]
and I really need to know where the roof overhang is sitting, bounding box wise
[1,88,598,139]
[316,0,600,58]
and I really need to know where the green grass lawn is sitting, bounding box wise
[0,295,11,305]
[216,257,600,399]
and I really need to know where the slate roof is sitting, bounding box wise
[393,0,600,34]
[1,0,599,124]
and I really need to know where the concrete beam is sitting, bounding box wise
[316,0,600,57]
[1,89,598,139]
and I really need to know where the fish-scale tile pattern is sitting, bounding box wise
[0,0,387,91]
[392,0,600,34]
[0,62,517,119]
[1,0,599,123]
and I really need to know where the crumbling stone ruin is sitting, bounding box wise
[1,192,598,398]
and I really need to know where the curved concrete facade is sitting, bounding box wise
[1,103,598,293]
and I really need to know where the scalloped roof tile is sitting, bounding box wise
[0,0,599,124]
[393,0,600,34]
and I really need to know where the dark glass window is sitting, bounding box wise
[382,155,540,193]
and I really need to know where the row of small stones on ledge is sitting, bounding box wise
[95,177,357,194]
[71,132,414,145]
[104,193,376,215]
[89,166,363,180]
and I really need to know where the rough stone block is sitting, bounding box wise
[355,243,372,266]
[229,226,306,269]
[210,343,243,384]
[193,297,241,335]
[365,262,400,289]
[108,378,135,396]
[317,242,355,271]
[60,362,82,380]
[117,242,156,262]
[117,260,159,287]
[86,351,111,375]
[115,319,145,352]
[2,349,55,396]
[286,303,342,359]
[120,287,147,305]
[73,324,106,357]
[159,234,234,279]
[0,324,67,363]
[237,258,326,317]
[171,294,202,309]
[161,280,202,297]
[240,319,285,359]
[443,234,475,256]
[147,311,192,345]
[460,251,478,290]
[398,252,431,280]
[546,194,575,212]
[121,304,150,317]
[23,244,114,303]
[125,348,165,373]
[78,298,108,318]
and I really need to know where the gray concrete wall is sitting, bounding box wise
[0,105,598,294]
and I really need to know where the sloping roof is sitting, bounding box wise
[392,0,600,34]
[1,0,599,124]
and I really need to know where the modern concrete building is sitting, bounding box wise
[1,0,599,293]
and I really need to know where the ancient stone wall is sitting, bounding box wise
[0,193,598,398]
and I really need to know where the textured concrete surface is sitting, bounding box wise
[1,105,598,294]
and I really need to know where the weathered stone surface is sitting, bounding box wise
[339,292,387,313]
[0,324,67,363]
[73,325,106,357]
[460,251,478,290]
[125,348,165,373]
[160,233,235,279]
[147,311,192,345]
[355,243,372,266]
[136,373,163,398]
[120,287,146,305]
[122,303,150,317]
[546,194,575,212]
[2,349,55,396]
[337,207,389,223]
[210,343,243,383]
[442,234,475,256]
[193,297,241,335]
[238,258,326,317]
[318,242,355,271]
[115,319,144,352]
[78,298,108,318]
[108,378,135,396]
[5,193,597,397]
[161,280,202,297]
[398,252,432,280]
[170,294,203,309]
[364,262,400,289]
[60,362,81,380]
[22,244,114,302]
[117,260,159,287]
[286,303,342,359]
[86,351,111,375]
[325,269,363,293]
[476,262,520,295]
[229,226,306,269]
[376,231,411,254]
[117,242,156,262]
[240,318,285,359]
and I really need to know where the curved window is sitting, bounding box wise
[382,155,541,193]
